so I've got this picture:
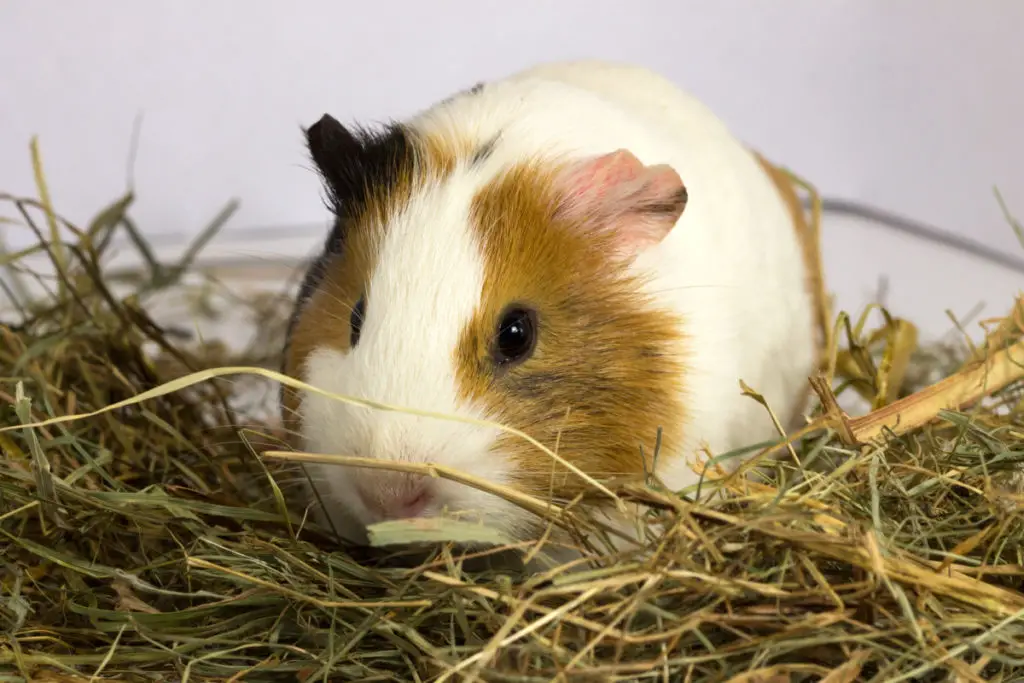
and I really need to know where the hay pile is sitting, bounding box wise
[2,146,1024,683]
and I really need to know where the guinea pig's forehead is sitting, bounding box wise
[368,179,488,324]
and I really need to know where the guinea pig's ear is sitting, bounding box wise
[304,113,362,197]
[553,149,687,257]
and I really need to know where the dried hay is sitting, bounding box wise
[2,140,1024,682]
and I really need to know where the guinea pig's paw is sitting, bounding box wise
[553,149,688,256]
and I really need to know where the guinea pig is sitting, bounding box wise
[280,59,825,558]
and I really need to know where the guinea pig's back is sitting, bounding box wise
[503,59,729,146]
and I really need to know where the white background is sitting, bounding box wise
[2,0,1022,342]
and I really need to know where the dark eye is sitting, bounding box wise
[350,295,366,347]
[492,306,537,366]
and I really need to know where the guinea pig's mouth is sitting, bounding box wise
[354,476,433,523]
[304,453,553,551]
[345,472,493,530]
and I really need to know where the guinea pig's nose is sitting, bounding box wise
[355,474,433,521]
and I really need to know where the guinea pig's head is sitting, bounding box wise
[282,113,690,545]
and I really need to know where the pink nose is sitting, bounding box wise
[355,477,433,521]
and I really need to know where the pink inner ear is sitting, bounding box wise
[555,149,687,255]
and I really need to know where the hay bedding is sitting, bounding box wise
[1,145,1024,683]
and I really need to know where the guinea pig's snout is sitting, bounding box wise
[354,472,434,522]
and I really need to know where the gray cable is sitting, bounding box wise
[810,197,1024,276]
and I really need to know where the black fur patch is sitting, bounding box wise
[306,113,414,225]
[436,80,486,109]
[471,134,500,167]
[282,114,414,370]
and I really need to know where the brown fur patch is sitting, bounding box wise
[753,151,830,425]
[455,159,688,501]
[418,132,475,178]
[281,129,473,437]
[282,225,379,436]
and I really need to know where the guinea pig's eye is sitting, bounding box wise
[491,306,537,367]
[350,295,366,347]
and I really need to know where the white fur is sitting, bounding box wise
[300,173,518,543]
[297,60,818,557]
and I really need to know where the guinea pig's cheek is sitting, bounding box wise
[293,348,370,452]
[298,392,358,455]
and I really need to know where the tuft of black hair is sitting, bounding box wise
[281,114,414,371]
[304,113,414,226]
